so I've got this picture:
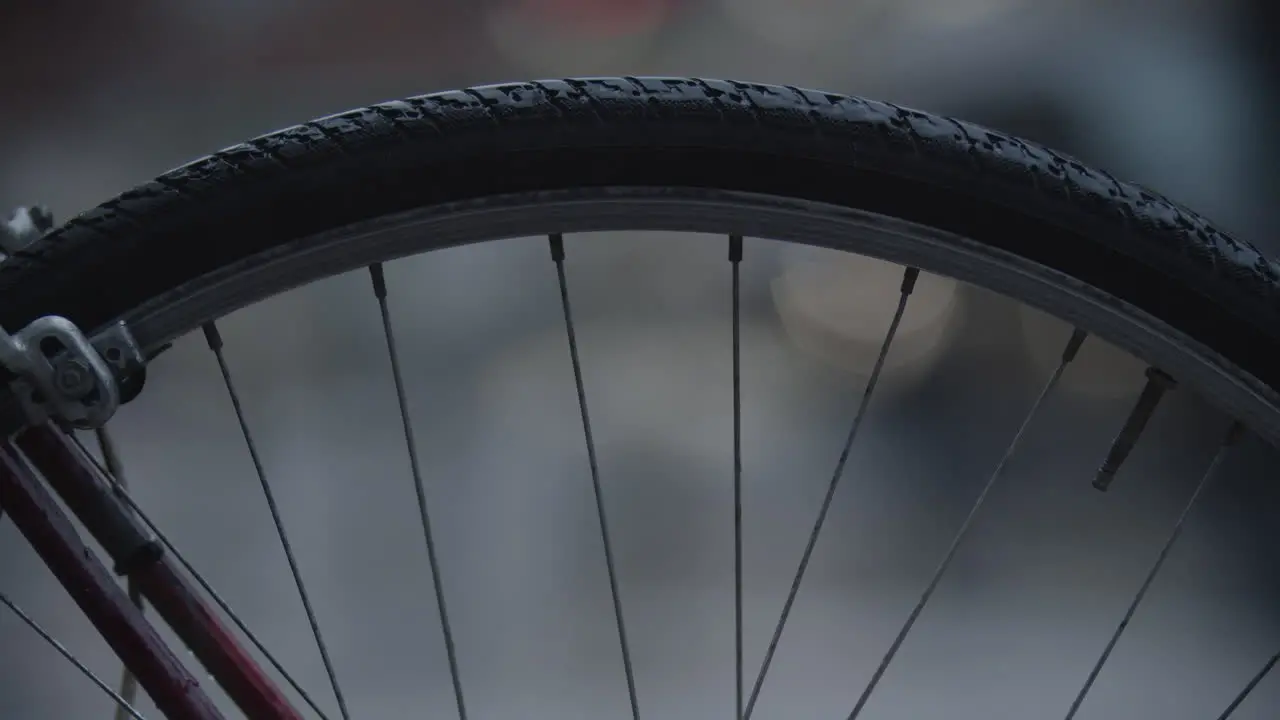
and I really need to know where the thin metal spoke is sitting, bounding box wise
[1062,421,1243,720]
[549,233,641,720]
[743,266,920,720]
[369,263,468,720]
[730,235,744,720]
[0,590,148,720]
[69,433,333,720]
[203,322,352,720]
[95,428,146,720]
[1215,649,1279,720]
[847,329,1087,720]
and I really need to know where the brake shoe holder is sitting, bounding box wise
[0,318,145,436]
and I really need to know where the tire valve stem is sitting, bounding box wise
[1093,367,1176,492]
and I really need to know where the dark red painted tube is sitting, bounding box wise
[16,425,304,720]
[0,440,225,720]
[133,559,304,720]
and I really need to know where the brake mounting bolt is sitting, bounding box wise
[54,358,95,399]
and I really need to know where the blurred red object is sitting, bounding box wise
[506,0,676,36]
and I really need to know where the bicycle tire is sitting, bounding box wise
[1,77,1277,427]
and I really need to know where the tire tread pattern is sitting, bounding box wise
[2,77,1276,389]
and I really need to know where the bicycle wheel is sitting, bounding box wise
[0,77,1277,719]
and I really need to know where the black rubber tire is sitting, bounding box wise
[2,77,1278,393]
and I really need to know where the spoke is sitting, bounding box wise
[369,264,468,720]
[742,266,920,720]
[730,235,744,720]
[96,428,145,720]
[1215,649,1279,720]
[69,434,333,720]
[549,233,641,720]
[203,322,352,720]
[846,329,1087,719]
[1063,421,1243,720]
[0,590,148,719]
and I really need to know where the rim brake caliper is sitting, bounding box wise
[0,206,146,435]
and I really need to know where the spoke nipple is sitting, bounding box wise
[1061,329,1088,364]
[1145,367,1177,388]
[1223,420,1245,447]
[144,342,173,363]
[900,267,921,295]
[369,263,388,300]
[1093,367,1175,492]
[548,233,565,262]
[729,234,743,263]
[201,323,223,352]
[1093,468,1117,493]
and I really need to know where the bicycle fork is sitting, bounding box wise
[0,425,305,719]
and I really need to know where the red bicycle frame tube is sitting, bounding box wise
[9,425,303,720]
[0,439,225,720]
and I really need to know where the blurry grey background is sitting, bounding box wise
[1,1,1279,718]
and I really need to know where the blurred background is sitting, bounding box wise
[1,1,1278,718]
